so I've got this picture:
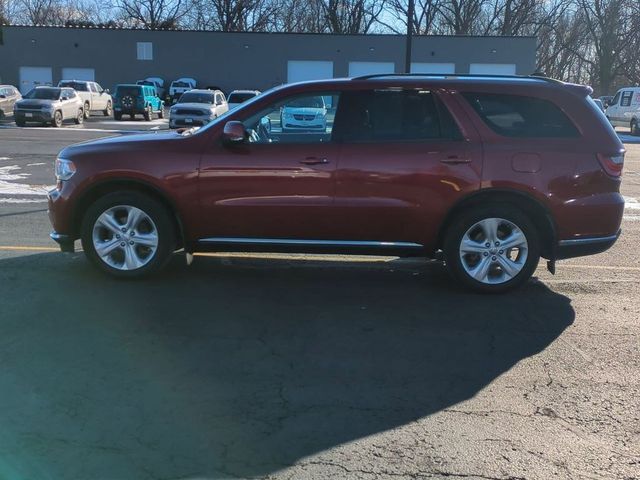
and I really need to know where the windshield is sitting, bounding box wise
[24,88,60,100]
[59,81,88,91]
[115,86,142,97]
[285,96,324,108]
[228,92,257,103]
[137,81,154,87]
[178,92,214,104]
[172,81,192,88]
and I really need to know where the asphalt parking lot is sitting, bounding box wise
[0,118,639,480]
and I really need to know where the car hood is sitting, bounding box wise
[16,98,58,107]
[59,132,183,158]
[172,102,214,111]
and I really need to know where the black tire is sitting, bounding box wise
[631,119,640,136]
[104,101,112,117]
[143,106,152,121]
[51,111,63,128]
[74,109,84,125]
[83,102,90,119]
[16,119,26,127]
[80,191,176,278]
[129,113,135,120]
[443,204,540,294]
[158,106,165,119]
[114,112,122,121]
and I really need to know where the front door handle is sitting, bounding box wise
[440,155,472,165]
[300,157,329,165]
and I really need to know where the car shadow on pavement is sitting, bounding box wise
[0,252,575,479]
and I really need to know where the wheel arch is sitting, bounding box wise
[72,178,186,249]
[436,188,557,260]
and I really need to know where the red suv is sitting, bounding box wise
[48,74,625,293]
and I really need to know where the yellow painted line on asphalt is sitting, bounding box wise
[0,245,59,252]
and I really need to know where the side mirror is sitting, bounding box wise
[105,89,110,94]
[222,121,246,144]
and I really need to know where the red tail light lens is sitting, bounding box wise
[597,152,624,177]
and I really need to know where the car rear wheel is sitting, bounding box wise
[81,191,176,278]
[443,204,540,293]
[104,101,112,117]
[631,119,639,136]
[158,107,165,119]
[114,112,122,121]
[143,106,152,121]
[83,102,90,119]
[51,111,63,128]
[16,119,26,127]
[74,109,84,125]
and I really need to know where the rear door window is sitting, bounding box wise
[334,89,459,143]
[462,93,579,138]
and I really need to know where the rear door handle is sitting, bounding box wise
[440,155,472,165]
[300,157,330,165]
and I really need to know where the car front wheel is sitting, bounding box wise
[84,102,90,119]
[81,192,176,278]
[443,205,540,293]
[104,101,112,117]
[631,119,639,136]
[74,109,84,125]
[51,111,63,128]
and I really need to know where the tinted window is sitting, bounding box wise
[228,92,257,103]
[335,89,449,142]
[115,86,142,97]
[241,92,339,144]
[173,81,191,88]
[620,91,633,107]
[610,92,621,106]
[178,92,213,104]
[59,81,88,91]
[463,93,579,138]
[24,88,61,100]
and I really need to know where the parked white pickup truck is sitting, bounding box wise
[57,80,113,118]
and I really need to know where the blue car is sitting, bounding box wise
[112,84,164,121]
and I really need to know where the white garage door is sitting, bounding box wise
[348,62,395,77]
[61,68,95,82]
[287,61,334,83]
[19,66,53,94]
[469,63,517,75]
[411,63,455,74]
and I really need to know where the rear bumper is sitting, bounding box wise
[556,230,620,260]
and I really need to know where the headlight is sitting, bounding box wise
[55,157,76,181]
[43,104,55,111]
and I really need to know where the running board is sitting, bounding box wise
[196,238,425,257]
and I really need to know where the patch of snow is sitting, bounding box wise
[0,165,52,196]
[27,162,46,166]
[623,196,640,210]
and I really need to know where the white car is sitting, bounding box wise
[169,77,196,104]
[57,80,112,118]
[280,95,327,133]
[137,77,165,99]
[227,90,261,110]
[169,89,228,129]
[606,86,640,135]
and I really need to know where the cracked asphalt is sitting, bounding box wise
[0,124,638,480]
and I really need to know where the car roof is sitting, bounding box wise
[182,89,214,94]
[60,79,90,83]
[230,90,260,94]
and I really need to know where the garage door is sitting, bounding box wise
[287,61,334,83]
[19,66,53,94]
[411,63,455,74]
[348,62,395,77]
[469,63,516,75]
[61,68,95,82]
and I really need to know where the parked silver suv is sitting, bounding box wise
[14,86,84,127]
[58,80,113,118]
[0,85,21,118]
[169,89,228,128]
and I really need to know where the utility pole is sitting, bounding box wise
[404,0,414,73]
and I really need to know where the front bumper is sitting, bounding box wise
[556,230,621,260]
[15,110,53,122]
[170,115,212,128]
[50,232,75,252]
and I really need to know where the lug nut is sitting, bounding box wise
[121,227,127,232]
[129,241,134,245]
[485,242,491,247]
[495,241,500,246]
[499,250,504,254]
[483,252,489,256]
[120,242,125,247]
[116,234,120,239]
[492,256,497,261]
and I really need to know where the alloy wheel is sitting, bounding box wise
[92,205,159,271]
[458,217,528,285]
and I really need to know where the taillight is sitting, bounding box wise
[597,152,624,177]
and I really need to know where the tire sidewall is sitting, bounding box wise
[52,111,62,127]
[75,109,84,124]
[632,120,639,136]
[443,204,540,293]
[81,192,176,278]
[84,102,90,119]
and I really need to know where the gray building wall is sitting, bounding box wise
[0,25,537,93]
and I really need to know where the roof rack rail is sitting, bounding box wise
[351,73,562,84]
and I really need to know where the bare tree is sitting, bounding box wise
[189,0,279,31]
[381,0,441,34]
[113,0,187,29]
[320,0,386,33]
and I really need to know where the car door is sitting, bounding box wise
[89,83,101,110]
[619,90,635,125]
[60,88,74,118]
[197,91,342,241]
[331,88,483,245]
[607,91,621,125]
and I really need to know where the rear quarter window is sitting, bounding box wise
[462,93,579,138]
